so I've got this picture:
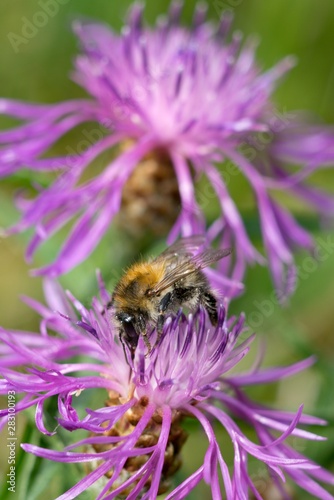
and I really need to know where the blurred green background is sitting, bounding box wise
[0,0,334,498]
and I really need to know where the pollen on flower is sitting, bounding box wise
[90,394,188,497]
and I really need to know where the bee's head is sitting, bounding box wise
[116,312,139,354]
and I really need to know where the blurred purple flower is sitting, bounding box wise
[1,3,334,296]
[1,278,334,499]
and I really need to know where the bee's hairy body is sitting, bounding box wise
[109,237,231,359]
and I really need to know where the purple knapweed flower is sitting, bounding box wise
[1,278,333,499]
[1,4,334,293]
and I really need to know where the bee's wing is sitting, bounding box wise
[191,247,232,268]
[149,247,232,295]
[153,235,206,263]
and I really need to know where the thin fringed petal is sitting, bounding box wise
[170,151,205,235]
[165,466,204,500]
[185,403,233,499]
[228,355,316,386]
[271,122,334,167]
[35,399,57,436]
[30,137,155,276]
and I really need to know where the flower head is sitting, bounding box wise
[1,278,333,499]
[1,3,334,295]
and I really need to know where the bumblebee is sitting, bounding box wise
[109,236,231,358]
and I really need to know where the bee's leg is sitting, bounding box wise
[119,331,134,365]
[157,313,165,333]
[158,292,172,313]
[153,292,172,349]
[202,292,218,326]
[142,331,152,356]
[153,314,165,349]
[136,314,152,356]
